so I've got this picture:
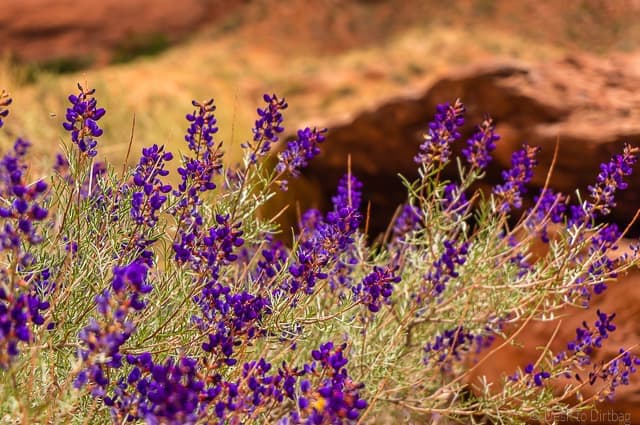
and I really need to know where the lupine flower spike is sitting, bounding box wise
[62,84,106,158]
[414,99,465,167]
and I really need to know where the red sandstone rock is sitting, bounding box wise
[0,0,245,65]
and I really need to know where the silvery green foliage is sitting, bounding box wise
[0,88,638,424]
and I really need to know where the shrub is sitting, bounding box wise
[0,85,638,424]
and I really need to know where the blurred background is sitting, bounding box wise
[2,0,640,420]
[1,0,640,229]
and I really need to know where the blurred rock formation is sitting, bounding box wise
[308,54,640,235]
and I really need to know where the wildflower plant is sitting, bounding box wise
[0,84,638,425]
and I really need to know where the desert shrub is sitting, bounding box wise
[0,86,638,424]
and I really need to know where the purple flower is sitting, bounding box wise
[275,127,327,190]
[597,349,640,400]
[424,239,469,298]
[196,284,269,363]
[414,99,465,167]
[0,90,11,128]
[509,363,551,388]
[185,99,218,156]
[283,176,363,296]
[570,224,621,304]
[392,203,422,239]
[131,144,173,227]
[75,262,151,393]
[108,353,209,423]
[462,117,499,170]
[0,289,50,369]
[172,100,225,265]
[0,138,49,268]
[424,326,495,371]
[285,342,367,424]
[108,353,304,423]
[180,215,270,362]
[331,174,363,213]
[62,84,106,157]
[353,265,401,312]
[493,144,540,213]
[554,310,617,367]
[585,144,638,218]
[525,188,567,243]
[244,94,288,164]
[549,309,640,400]
[256,235,289,280]
[177,213,245,274]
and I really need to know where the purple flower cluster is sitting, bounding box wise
[0,89,11,128]
[588,224,620,295]
[352,265,400,312]
[414,99,465,167]
[509,363,552,387]
[256,234,289,281]
[570,224,621,304]
[108,353,207,423]
[286,342,367,424]
[0,139,49,249]
[178,214,271,363]
[425,239,469,298]
[62,84,106,157]
[461,117,499,170]
[493,144,540,213]
[548,310,640,400]
[0,278,50,369]
[424,326,494,370]
[75,262,151,396]
[177,213,244,274]
[554,310,617,368]
[196,283,269,364]
[276,127,327,190]
[392,203,422,239]
[176,152,220,202]
[172,100,225,264]
[586,144,638,218]
[103,342,365,424]
[185,99,218,156]
[5,86,637,422]
[286,239,331,296]
[113,354,295,423]
[285,176,362,296]
[0,138,51,368]
[131,144,173,227]
[244,94,288,164]
[598,349,640,400]
[526,188,567,243]
[331,174,363,213]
